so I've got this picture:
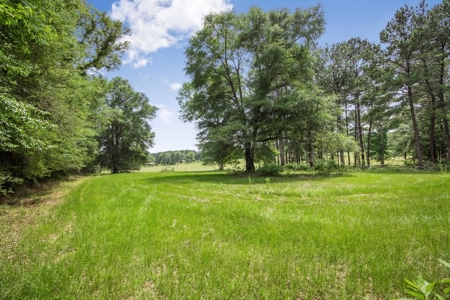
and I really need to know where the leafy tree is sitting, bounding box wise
[199,138,241,170]
[157,152,171,165]
[179,6,327,173]
[96,77,157,173]
[76,4,130,73]
[147,153,156,163]
[174,151,184,163]
[185,152,196,163]
[0,0,130,189]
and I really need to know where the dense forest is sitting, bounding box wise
[179,0,450,172]
[0,0,156,194]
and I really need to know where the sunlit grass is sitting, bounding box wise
[1,171,449,299]
[139,161,217,173]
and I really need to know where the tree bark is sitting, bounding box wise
[356,101,365,166]
[245,143,255,173]
[279,136,285,166]
[407,85,424,168]
[366,120,372,166]
[429,94,437,164]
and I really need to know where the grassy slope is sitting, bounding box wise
[1,171,449,299]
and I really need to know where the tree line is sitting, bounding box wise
[0,0,156,194]
[178,0,450,173]
[148,150,201,165]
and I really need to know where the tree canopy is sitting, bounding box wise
[0,0,156,193]
[178,6,331,173]
[96,77,157,174]
[179,1,450,172]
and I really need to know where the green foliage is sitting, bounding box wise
[0,0,130,187]
[284,163,311,171]
[96,77,157,174]
[255,164,283,176]
[159,167,175,173]
[0,172,23,196]
[179,6,328,173]
[395,260,450,300]
[186,152,196,163]
[313,159,340,175]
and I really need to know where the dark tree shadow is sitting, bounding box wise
[139,171,355,186]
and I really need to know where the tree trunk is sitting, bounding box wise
[245,143,255,173]
[275,139,280,165]
[339,149,344,166]
[366,120,372,166]
[354,111,358,166]
[347,151,351,167]
[429,94,437,164]
[356,101,365,166]
[308,145,314,167]
[407,86,424,168]
[423,77,438,164]
[308,133,314,167]
[279,137,285,166]
[379,124,385,166]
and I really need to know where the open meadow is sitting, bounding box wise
[1,169,449,299]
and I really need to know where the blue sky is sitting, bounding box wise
[86,0,440,153]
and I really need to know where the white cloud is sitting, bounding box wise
[156,104,177,124]
[169,83,182,91]
[111,0,233,68]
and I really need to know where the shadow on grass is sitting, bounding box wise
[140,171,355,186]
[0,176,79,207]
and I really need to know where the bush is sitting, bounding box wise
[0,171,23,196]
[284,163,312,172]
[256,164,283,176]
[283,163,296,170]
[314,159,339,175]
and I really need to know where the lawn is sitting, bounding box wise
[1,170,449,299]
[139,161,218,173]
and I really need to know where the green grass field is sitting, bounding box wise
[139,161,218,173]
[1,170,449,299]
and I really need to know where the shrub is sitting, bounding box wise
[0,171,23,196]
[159,167,175,173]
[314,159,339,175]
[284,163,311,172]
[256,164,283,176]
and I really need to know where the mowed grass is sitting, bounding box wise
[139,161,217,173]
[1,171,449,299]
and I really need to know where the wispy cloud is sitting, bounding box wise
[169,83,182,91]
[111,0,233,68]
[156,104,177,124]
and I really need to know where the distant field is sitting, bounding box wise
[1,170,449,299]
[139,161,217,173]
